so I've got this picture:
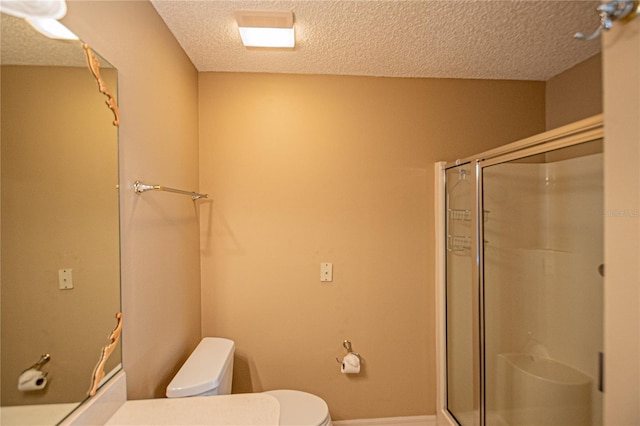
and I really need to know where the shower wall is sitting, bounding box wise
[483,149,603,425]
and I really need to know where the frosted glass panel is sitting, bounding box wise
[482,141,603,426]
[445,165,476,425]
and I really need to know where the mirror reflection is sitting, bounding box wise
[1,12,121,425]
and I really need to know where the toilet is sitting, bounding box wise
[166,337,332,426]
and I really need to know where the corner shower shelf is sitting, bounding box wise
[448,235,471,252]
[448,208,490,222]
[449,208,471,221]
[447,235,490,252]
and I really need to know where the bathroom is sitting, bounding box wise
[0,1,638,425]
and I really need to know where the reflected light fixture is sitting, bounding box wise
[27,18,78,40]
[0,0,78,40]
[235,10,295,48]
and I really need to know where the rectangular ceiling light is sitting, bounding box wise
[235,11,295,48]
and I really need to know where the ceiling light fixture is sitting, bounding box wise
[235,10,295,49]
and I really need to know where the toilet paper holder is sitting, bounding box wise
[18,354,50,392]
[24,353,51,373]
[335,340,362,364]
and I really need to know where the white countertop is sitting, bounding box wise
[105,393,280,425]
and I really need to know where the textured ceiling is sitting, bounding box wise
[150,0,602,81]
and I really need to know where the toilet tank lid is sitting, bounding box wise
[166,337,235,398]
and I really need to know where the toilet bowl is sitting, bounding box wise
[264,390,331,426]
[166,338,332,426]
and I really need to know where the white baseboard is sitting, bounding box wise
[333,415,436,426]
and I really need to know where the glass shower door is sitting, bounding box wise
[481,140,604,426]
[445,164,478,425]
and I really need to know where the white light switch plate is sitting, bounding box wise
[320,263,333,282]
[58,269,73,290]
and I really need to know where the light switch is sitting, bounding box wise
[58,269,73,290]
[320,263,333,282]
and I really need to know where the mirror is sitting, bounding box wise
[1,13,121,425]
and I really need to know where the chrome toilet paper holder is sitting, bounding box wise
[335,340,362,364]
[24,353,51,373]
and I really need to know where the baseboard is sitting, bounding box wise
[333,415,436,426]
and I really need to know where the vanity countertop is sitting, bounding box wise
[105,393,280,425]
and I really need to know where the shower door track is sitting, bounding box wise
[444,114,603,170]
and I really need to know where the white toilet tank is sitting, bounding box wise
[166,337,235,398]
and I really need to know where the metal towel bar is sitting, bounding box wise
[134,180,208,200]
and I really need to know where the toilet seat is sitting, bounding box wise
[264,390,332,426]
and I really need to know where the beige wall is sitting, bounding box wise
[1,66,120,406]
[62,1,202,399]
[603,16,640,425]
[198,72,545,420]
[546,53,602,131]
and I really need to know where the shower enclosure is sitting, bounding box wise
[436,116,604,426]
